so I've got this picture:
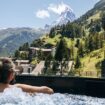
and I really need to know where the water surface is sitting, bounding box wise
[0,87,105,105]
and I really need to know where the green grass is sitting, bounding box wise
[79,48,104,77]
[87,12,101,23]
[41,34,105,77]
[42,34,61,45]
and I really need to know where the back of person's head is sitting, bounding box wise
[0,58,15,84]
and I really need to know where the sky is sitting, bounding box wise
[0,0,100,28]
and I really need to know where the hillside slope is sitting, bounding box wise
[75,0,105,34]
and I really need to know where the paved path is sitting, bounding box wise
[31,61,45,75]
[68,61,74,71]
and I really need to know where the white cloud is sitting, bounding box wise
[36,10,50,19]
[48,2,73,15]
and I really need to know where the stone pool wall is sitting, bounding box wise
[16,75,105,98]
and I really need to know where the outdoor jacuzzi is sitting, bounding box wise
[1,75,105,105]
[0,86,105,105]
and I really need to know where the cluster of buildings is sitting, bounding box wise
[15,47,56,75]
[0,46,74,76]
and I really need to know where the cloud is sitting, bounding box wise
[35,2,72,19]
[48,2,72,15]
[36,10,50,19]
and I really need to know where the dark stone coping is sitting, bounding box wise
[16,75,105,98]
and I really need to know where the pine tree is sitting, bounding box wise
[55,38,69,75]
[95,24,101,32]
[37,49,44,60]
[88,35,94,51]
[20,52,28,60]
[101,12,105,40]
[55,38,68,61]
[44,53,53,74]
[14,50,20,59]
[75,39,80,48]
[49,28,55,38]
[28,49,33,62]
[23,42,29,51]
[101,12,105,77]
[82,30,86,37]
[71,44,74,59]
[78,43,84,57]
[101,12,105,31]
[75,55,81,68]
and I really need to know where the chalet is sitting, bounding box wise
[15,60,29,66]
[14,60,32,74]
[29,47,55,57]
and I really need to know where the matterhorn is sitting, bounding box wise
[44,5,76,31]
[52,7,76,26]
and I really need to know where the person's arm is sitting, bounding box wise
[14,84,54,94]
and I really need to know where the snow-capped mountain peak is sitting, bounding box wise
[44,5,76,31]
[52,7,76,26]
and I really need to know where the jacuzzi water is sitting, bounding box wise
[0,87,105,105]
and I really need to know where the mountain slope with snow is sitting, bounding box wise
[52,7,76,26]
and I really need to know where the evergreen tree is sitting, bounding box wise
[55,38,69,61]
[75,39,80,48]
[18,42,29,51]
[37,49,44,60]
[100,34,104,48]
[44,59,50,74]
[71,44,74,59]
[23,42,29,51]
[52,60,59,74]
[30,39,39,47]
[101,12,105,77]
[20,52,28,60]
[14,50,20,59]
[28,48,33,62]
[95,24,101,32]
[19,46,22,51]
[60,23,82,38]
[88,35,94,51]
[101,51,105,77]
[89,26,96,34]
[49,27,55,38]
[55,38,69,75]
[37,39,43,47]
[82,30,86,37]
[75,55,81,68]
[44,53,53,74]
[101,12,105,31]
[101,12,105,40]
[78,43,84,57]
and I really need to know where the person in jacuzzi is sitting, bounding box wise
[0,58,54,94]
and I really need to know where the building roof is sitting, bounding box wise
[15,60,29,63]
[30,47,52,52]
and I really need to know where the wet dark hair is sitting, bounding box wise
[0,58,15,84]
